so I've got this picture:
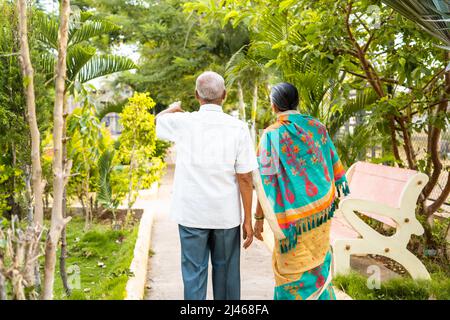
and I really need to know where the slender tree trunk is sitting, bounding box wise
[17,0,44,227]
[11,142,20,217]
[417,54,450,250]
[89,196,94,223]
[25,165,33,223]
[60,99,70,295]
[79,194,87,217]
[42,0,71,300]
[251,82,258,142]
[125,143,136,228]
[344,2,402,166]
[397,116,417,170]
[237,80,246,121]
[60,93,74,294]
[445,223,450,261]
[0,260,6,300]
[83,173,91,231]
[80,146,91,231]
[59,225,70,296]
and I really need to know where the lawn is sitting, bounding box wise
[334,271,450,300]
[50,217,139,300]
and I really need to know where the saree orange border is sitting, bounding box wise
[276,183,336,228]
[333,160,345,181]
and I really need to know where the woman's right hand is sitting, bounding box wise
[254,220,264,241]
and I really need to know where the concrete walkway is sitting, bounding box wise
[144,163,352,300]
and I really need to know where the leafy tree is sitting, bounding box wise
[73,0,249,111]
[67,97,111,230]
[17,0,45,228]
[97,148,122,228]
[117,92,158,219]
[34,7,137,298]
[185,0,450,262]
[0,0,53,221]
[42,0,72,301]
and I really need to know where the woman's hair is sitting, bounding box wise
[270,82,299,112]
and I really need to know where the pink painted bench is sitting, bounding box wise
[331,162,417,242]
[331,161,431,280]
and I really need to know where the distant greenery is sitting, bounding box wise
[52,217,138,300]
[73,0,250,112]
[334,271,450,300]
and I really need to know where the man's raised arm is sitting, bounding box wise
[155,101,184,142]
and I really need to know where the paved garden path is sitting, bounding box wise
[144,162,352,300]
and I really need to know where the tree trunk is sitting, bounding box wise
[237,80,246,121]
[59,225,71,296]
[344,2,402,166]
[17,0,44,227]
[42,0,71,300]
[445,223,450,261]
[79,194,87,217]
[417,56,450,251]
[60,95,71,294]
[10,143,20,218]
[83,174,91,231]
[125,143,136,228]
[0,261,6,300]
[24,165,33,223]
[81,145,91,231]
[251,82,258,142]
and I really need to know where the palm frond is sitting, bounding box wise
[225,46,247,85]
[38,52,56,79]
[35,12,59,48]
[334,125,373,167]
[255,13,288,45]
[67,45,97,83]
[76,55,137,84]
[295,71,328,117]
[328,89,379,137]
[382,0,450,45]
[97,149,114,208]
[69,20,120,46]
[225,44,267,88]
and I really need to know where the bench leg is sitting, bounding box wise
[333,239,431,281]
[332,240,352,276]
[391,249,431,280]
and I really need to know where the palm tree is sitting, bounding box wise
[292,68,379,138]
[36,11,137,93]
[36,9,137,296]
[226,45,269,141]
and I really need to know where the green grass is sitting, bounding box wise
[334,271,450,300]
[52,217,139,300]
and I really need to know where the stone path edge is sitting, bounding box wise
[125,184,159,300]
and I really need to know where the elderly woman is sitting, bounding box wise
[253,83,349,300]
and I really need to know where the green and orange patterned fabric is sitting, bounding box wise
[257,111,349,253]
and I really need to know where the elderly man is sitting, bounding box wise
[155,71,258,300]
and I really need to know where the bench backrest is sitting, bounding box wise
[346,161,419,208]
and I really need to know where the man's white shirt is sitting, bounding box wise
[156,104,258,229]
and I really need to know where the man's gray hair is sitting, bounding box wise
[195,71,226,102]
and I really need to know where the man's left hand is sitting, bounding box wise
[242,220,253,249]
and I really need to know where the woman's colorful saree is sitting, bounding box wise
[254,111,349,300]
